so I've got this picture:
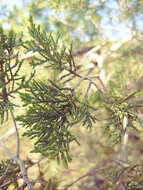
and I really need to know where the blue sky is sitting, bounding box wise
[0,0,142,41]
[1,0,23,10]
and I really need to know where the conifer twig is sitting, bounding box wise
[0,164,10,183]
[0,176,22,189]
[71,69,93,94]
[0,141,32,190]
[85,82,92,99]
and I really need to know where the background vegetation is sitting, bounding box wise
[0,0,143,189]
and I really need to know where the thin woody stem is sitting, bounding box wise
[10,109,20,158]
[70,68,108,100]
[63,163,115,190]
[120,116,128,162]
[0,141,32,190]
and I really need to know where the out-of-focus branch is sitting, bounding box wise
[63,164,115,190]
[0,164,10,183]
[0,124,22,142]
[0,141,32,190]
[120,116,128,162]
[10,110,20,158]
[0,175,22,189]
[117,0,132,30]
[54,16,75,28]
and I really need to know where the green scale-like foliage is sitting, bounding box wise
[104,100,138,145]
[0,27,34,124]
[23,16,75,72]
[0,159,20,188]
[17,79,96,164]
[17,17,143,165]
[15,17,97,165]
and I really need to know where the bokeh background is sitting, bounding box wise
[1,0,143,189]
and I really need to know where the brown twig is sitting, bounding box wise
[63,173,89,190]
[85,82,92,99]
[0,164,10,183]
[71,69,93,93]
[70,68,109,101]
[0,141,33,190]
[63,164,115,190]
[0,175,22,189]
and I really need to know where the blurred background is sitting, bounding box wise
[1,0,143,189]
